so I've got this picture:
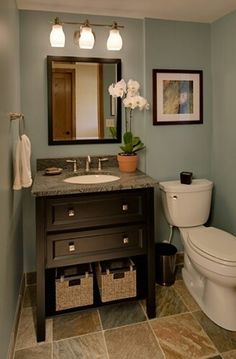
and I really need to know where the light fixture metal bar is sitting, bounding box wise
[55,19,124,29]
[50,17,124,50]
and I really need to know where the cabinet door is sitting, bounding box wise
[46,225,146,268]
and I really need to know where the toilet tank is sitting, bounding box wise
[159,179,213,227]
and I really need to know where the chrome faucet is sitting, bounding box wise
[66,159,78,173]
[86,155,91,172]
[98,157,108,171]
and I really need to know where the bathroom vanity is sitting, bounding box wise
[32,158,157,342]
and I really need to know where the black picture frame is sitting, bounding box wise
[152,69,203,125]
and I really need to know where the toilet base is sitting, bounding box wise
[182,265,236,331]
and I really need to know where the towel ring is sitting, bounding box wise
[9,112,24,121]
[9,112,25,137]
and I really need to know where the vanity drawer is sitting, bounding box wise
[46,225,146,268]
[46,191,146,231]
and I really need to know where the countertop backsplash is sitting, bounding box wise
[36,155,118,171]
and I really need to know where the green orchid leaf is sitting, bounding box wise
[133,142,145,152]
[123,131,133,144]
[120,143,133,153]
[132,136,141,146]
[120,131,145,154]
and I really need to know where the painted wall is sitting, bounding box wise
[20,10,144,271]
[144,19,212,248]
[0,1,23,358]
[211,11,236,235]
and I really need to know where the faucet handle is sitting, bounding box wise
[66,159,78,173]
[98,157,108,171]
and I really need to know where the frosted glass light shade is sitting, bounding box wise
[107,29,122,51]
[50,24,65,47]
[79,26,95,49]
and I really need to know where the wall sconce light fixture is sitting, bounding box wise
[50,17,65,47]
[50,17,124,51]
[107,22,123,51]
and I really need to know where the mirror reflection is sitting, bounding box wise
[47,56,121,145]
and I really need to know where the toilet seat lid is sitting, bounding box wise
[188,227,236,263]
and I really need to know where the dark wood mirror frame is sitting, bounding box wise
[47,56,122,145]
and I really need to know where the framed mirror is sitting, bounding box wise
[47,56,122,145]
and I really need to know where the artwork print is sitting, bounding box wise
[153,70,203,125]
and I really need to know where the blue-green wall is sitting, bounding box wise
[144,18,212,247]
[211,11,236,234]
[0,0,23,358]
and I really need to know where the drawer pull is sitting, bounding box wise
[122,204,128,212]
[69,242,75,252]
[123,237,129,244]
[68,209,75,217]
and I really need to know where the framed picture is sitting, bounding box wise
[152,69,203,125]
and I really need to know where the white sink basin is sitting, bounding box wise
[64,174,120,184]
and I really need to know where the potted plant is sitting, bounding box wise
[109,79,149,172]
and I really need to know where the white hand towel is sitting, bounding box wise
[13,134,32,190]
[13,138,22,190]
[20,134,32,188]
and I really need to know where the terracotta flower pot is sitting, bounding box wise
[117,154,138,173]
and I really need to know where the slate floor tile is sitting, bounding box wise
[193,311,236,353]
[151,312,218,359]
[53,310,102,341]
[99,301,146,330]
[53,332,108,359]
[104,322,164,359]
[14,343,52,359]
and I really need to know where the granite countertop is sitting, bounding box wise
[31,167,158,197]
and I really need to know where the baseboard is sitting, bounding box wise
[7,273,25,359]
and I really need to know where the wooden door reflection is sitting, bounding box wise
[52,69,76,140]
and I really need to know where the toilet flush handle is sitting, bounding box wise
[172,195,178,200]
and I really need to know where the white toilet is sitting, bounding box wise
[159,179,236,331]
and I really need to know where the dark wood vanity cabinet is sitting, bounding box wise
[36,188,156,342]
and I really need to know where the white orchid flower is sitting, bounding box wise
[136,96,150,110]
[108,84,117,97]
[108,79,127,98]
[123,95,138,109]
[127,79,140,96]
[124,95,148,110]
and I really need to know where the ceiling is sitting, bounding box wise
[16,0,236,23]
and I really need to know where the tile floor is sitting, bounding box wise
[14,265,236,359]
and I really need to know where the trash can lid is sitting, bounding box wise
[155,242,177,256]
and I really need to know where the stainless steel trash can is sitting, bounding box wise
[155,243,177,286]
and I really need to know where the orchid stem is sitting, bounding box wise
[125,108,128,133]
[129,109,133,132]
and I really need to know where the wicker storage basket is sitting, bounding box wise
[96,258,136,303]
[55,264,93,311]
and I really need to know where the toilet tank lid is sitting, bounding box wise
[188,227,236,263]
[159,179,213,193]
